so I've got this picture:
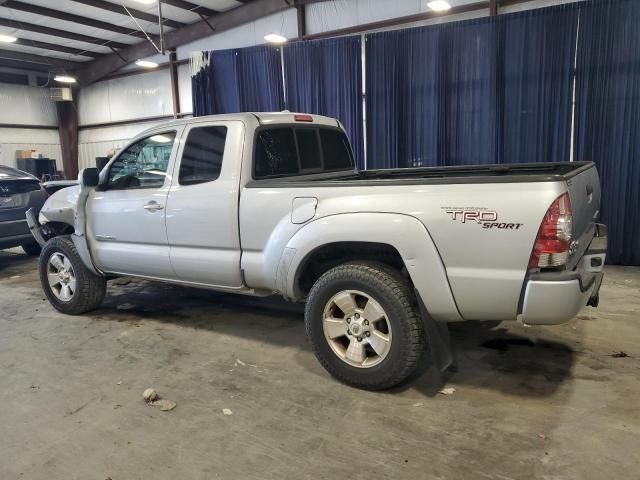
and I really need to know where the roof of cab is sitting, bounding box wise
[138,112,340,132]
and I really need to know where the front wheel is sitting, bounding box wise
[39,236,106,315]
[305,262,428,390]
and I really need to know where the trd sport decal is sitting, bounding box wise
[442,207,524,230]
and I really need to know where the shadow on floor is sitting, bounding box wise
[92,278,577,398]
[0,250,36,274]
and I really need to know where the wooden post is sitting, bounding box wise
[169,49,180,118]
[56,97,79,180]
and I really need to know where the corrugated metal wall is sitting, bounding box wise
[0,84,62,171]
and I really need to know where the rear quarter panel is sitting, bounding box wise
[240,180,566,321]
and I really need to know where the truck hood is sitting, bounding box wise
[39,183,81,226]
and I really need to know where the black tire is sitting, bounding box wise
[21,241,42,257]
[305,262,428,390]
[39,236,106,315]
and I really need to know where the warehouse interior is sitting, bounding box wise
[0,0,639,478]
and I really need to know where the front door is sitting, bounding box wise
[87,129,181,279]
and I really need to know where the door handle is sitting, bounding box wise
[143,201,164,211]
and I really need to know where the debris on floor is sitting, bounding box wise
[116,380,122,385]
[235,358,246,367]
[142,388,158,403]
[10,275,20,279]
[438,387,456,395]
[222,408,233,416]
[611,351,629,358]
[151,399,177,411]
[412,402,424,407]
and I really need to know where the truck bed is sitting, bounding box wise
[247,162,595,187]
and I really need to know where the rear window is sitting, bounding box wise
[254,127,354,179]
[0,180,40,196]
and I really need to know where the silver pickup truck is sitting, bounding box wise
[28,112,607,390]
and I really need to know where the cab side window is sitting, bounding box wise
[179,126,228,185]
[107,132,176,189]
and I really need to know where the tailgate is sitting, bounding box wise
[565,164,601,260]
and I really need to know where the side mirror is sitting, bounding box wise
[79,168,99,188]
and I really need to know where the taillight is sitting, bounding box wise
[294,114,313,122]
[529,192,573,269]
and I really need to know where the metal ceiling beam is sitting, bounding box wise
[0,58,49,71]
[0,48,82,68]
[0,17,129,49]
[14,38,103,58]
[160,0,219,17]
[2,0,146,38]
[77,0,296,85]
[71,0,184,29]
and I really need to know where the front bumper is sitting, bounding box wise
[519,224,606,326]
[25,208,47,246]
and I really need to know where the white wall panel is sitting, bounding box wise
[0,128,62,171]
[108,70,172,122]
[178,63,193,114]
[307,0,493,34]
[0,84,58,126]
[78,70,173,126]
[176,8,298,59]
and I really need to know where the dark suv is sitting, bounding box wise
[0,165,47,256]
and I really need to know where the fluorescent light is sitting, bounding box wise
[427,0,451,11]
[0,34,17,43]
[54,75,76,84]
[132,0,156,3]
[149,135,172,143]
[135,59,159,68]
[264,33,287,44]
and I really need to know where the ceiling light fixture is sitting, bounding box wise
[54,75,76,84]
[135,59,159,68]
[132,0,156,4]
[0,33,17,43]
[427,0,452,12]
[264,33,287,44]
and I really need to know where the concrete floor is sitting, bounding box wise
[0,249,638,480]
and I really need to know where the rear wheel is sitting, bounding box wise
[305,262,428,390]
[21,241,41,257]
[39,236,106,315]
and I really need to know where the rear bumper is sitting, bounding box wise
[519,224,606,326]
[0,218,32,249]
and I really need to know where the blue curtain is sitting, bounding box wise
[498,4,579,163]
[366,27,442,169]
[366,5,579,169]
[284,37,364,168]
[367,18,498,169]
[191,52,215,116]
[442,18,498,166]
[575,0,640,266]
[237,45,284,112]
[192,46,283,116]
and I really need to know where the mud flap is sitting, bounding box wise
[416,289,455,372]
